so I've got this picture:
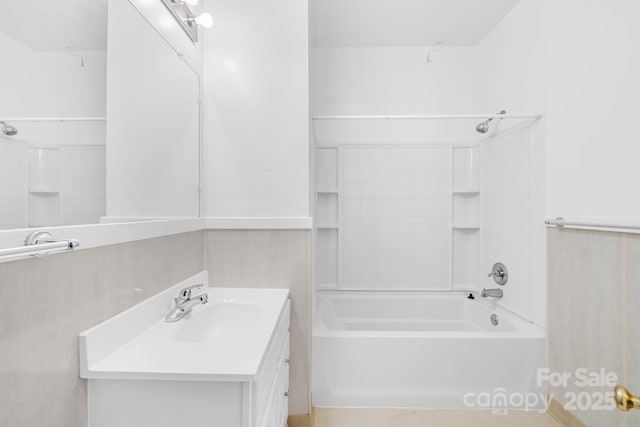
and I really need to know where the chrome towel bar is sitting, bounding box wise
[0,231,79,261]
[545,217,640,232]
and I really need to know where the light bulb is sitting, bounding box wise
[183,0,199,5]
[194,12,213,28]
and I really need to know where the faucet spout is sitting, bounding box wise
[481,288,503,298]
[181,294,209,311]
[165,286,208,322]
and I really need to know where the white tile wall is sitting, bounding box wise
[24,145,106,227]
[340,146,451,290]
[0,140,27,229]
[481,127,531,318]
[316,228,339,287]
[315,130,536,301]
[452,229,480,286]
[0,131,105,230]
[60,146,106,225]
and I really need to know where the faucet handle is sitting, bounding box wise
[487,262,508,285]
[488,269,505,278]
[178,283,204,300]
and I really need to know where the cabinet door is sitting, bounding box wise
[260,336,290,427]
[256,301,290,427]
[276,338,290,427]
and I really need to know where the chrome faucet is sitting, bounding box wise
[165,284,208,322]
[481,288,503,298]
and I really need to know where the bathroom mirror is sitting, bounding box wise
[0,0,108,230]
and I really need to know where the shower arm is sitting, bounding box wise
[485,110,506,124]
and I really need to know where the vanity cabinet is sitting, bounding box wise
[87,300,289,427]
[80,275,290,427]
[253,301,290,427]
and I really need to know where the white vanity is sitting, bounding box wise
[79,272,290,427]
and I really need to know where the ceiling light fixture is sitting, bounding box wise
[169,0,199,5]
[161,0,211,43]
[189,12,213,29]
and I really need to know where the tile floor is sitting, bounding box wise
[312,407,566,427]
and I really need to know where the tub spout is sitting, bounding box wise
[481,288,503,298]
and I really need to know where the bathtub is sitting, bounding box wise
[312,292,546,409]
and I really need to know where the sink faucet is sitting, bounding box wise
[165,284,208,322]
[481,288,503,298]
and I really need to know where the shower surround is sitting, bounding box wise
[312,117,545,408]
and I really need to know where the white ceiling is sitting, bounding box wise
[0,0,107,52]
[311,0,521,47]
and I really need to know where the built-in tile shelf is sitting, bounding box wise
[317,224,339,229]
[452,188,480,195]
[316,283,339,291]
[451,146,480,289]
[315,147,340,289]
[452,224,480,230]
[28,187,60,194]
[316,188,339,194]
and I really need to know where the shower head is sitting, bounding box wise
[0,121,18,136]
[475,120,491,134]
[475,110,506,134]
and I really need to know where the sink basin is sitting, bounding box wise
[176,299,264,342]
[79,271,290,382]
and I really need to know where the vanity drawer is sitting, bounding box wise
[255,299,290,426]
[259,335,290,427]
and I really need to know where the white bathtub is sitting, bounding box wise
[312,292,546,409]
